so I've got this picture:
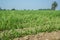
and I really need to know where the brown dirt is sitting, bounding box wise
[13,31,60,40]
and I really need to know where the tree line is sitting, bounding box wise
[0,1,58,10]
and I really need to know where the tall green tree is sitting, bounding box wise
[51,1,58,10]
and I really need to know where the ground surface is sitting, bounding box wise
[14,31,60,40]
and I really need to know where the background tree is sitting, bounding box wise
[3,9,6,10]
[0,7,2,10]
[11,8,15,10]
[51,1,58,10]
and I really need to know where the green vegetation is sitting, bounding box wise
[0,10,60,40]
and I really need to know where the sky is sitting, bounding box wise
[0,0,60,10]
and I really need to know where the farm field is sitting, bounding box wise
[0,10,60,40]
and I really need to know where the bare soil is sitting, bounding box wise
[13,31,60,40]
